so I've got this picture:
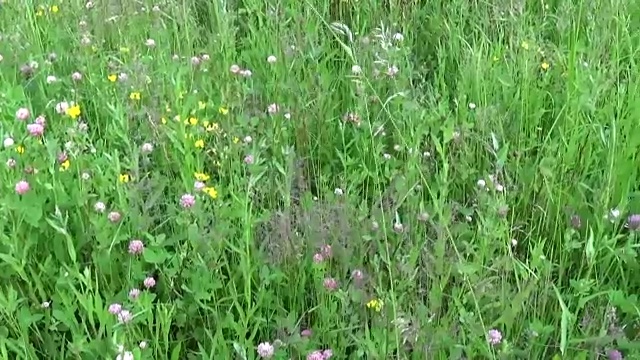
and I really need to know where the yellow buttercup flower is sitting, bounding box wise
[66,105,81,119]
[218,106,228,115]
[50,5,59,13]
[541,62,550,70]
[194,139,205,148]
[119,173,130,183]
[59,159,70,171]
[108,74,117,82]
[203,186,218,199]
[16,145,25,154]
[198,101,207,110]
[188,117,198,126]
[232,137,240,144]
[129,92,141,100]
[194,172,210,181]
[161,117,167,124]
[204,121,219,132]
[366,299,384,312]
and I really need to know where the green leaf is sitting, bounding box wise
[143,248,168,264]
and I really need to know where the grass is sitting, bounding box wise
[0,0,639,358]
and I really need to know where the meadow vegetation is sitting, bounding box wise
[1,0,640,358]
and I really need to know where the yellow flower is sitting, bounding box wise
[66,105,81,119]
[366,299,384,312]
[129,92,141,100]
[198,101,207,110]
[204,122,219,132]
[36,6,45,16]
[161,117,167,125]
[194,172,210,181]
[59,159,70,171]
[50,5,59,13]
[188,117,198,126]
[166,105,172,113]
[232,136,240,144]
[119,173,130,183]
[492,55,499,62]
[541,62,550,70]
[108,74,117,82]
[218,106,228,115]
[194,139,205,148]
[16,145,25,154]
[203,186,218,199]
[521,41,529,50]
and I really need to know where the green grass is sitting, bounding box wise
[0,0,640,358]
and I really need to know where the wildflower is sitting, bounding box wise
[66,104,81,119]
[194,139,205,148]
[307,351,324,360]
[119,174,130,183]
[35,115,46,126]
[15,180,30,195]
[608,349,623,360]
[323,277,338,291]
[71,72,82,81]
[129,92,141,100]
[139,341,147,349]
[194,181,206,191]
[487,328,502,345]
[267,55,277,64]
[108,74,117,82]
[6,158,16,168]
[393,222,404,233]
[3,137,14,148]
[626,214,640,230]
[94,201,106,212]
[351,65,362,74]
[322,349,333,359]
[202,187,218,199]
[218,106,229,115]
[244,154,254,164]
[141,143,154,153]
[301,329,312,337]
[203,121,219,132]
[541,62,550,70]
[145,38,156,47]
[16,108,30,121]
[366,298,384,312]
[191,56,201,66]
[243,136,252,143]
[27,123,44,137]
[230,64,240,74]
[108,303,122,315]
[46,75,57,84]
[59,159,70,171]
[351,269,364,281]
[55,101,69,114]
[320,244,332,258]
[180,194,196,208]
[81,172,90,180]
[128,288,141,300]
[521,41,530,50]
[117,309,132,324]
[50,5,59,13]
[194,172,210,181]
[128,239,144,255]
[198,101,207,110]
[267,103,279,115]
[257,342,274,358]
[143,277,156,289]
[188,117,198,126]
[108,211,121,223]
[313,253,324,264]
[417,212,429,222]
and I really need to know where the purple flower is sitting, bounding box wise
[608,349,623,360]
[487,328,502,345]
[626,214,640,230]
